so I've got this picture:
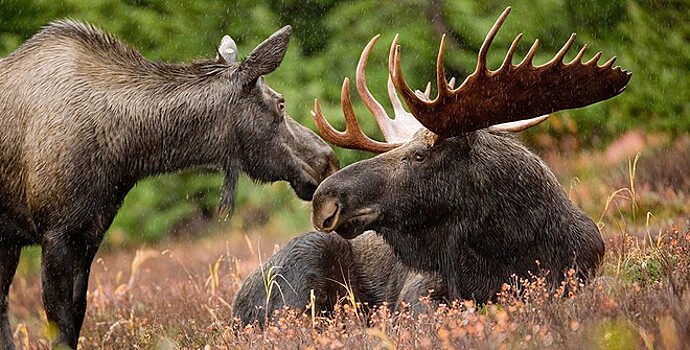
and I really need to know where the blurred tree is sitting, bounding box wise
[0,0,687,244]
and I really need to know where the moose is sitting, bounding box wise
[0,21,338,348]
[232,230,446,324]
[232,7,631,325]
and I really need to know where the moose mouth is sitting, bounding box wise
[290,175,319,201]
[291,158,339,201]
[315,203,381,239]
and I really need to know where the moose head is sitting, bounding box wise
[206,26,340,210]
[311,7,630,302]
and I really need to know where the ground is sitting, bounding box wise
[7,130,690,349]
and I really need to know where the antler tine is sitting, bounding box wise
[600,56,617,70]
[353,34,424,143]
[553,34,577,63]
[490,115,550,133]
[584,51,603,66]
[390,35,432,107]
[386,74,425,142]
[569,44,588,64]
[355,34,398,141]
[500,33,523,70]
[477,6,512,73]
[311,78,399,153]
[519,39,540,66]
[436,34,449,97]
[311,98,348,148]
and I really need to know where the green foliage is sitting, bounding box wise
[1,0,686,244]
[110,170,223,244]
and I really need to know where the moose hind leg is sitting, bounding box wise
[41,235,77,348]
[0,248,20,350]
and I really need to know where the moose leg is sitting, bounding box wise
[41,235,77,348]
[0,248,20,350]
[71,241,99,337]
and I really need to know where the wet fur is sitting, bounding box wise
[232,231,445,325]
[313,129,605,303]
[0,21,337,349]
[234,129,604,325]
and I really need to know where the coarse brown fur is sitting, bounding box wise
[0,20,338,349]
[231,231,445,326]
[313,129,604,302]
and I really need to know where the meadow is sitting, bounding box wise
[7,129,689,349]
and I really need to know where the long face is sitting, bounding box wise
[234,78,339,201]
[309,7,622,294]
[212,26,338,209]
[311,129,559,240]
[312,129,457,239]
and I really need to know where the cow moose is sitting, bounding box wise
[231,7,631,325]
[0,21,338,349]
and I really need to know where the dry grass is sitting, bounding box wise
[7,132,690,349]
[9,227,690,349]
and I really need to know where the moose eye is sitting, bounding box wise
[413,151,425,163]
[277,100,285,112]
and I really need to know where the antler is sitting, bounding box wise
[311,35,424,153]
[311,79,396,153]
[389,6,632,137]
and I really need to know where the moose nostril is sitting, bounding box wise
[322,207,337,230]
[313,197,340,232]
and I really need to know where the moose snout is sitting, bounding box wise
[311,193,341,233]
[308,149,340,184]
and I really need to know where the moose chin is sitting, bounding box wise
[0,21,338,349]
[231,7,631,326]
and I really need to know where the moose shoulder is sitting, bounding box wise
[0,21,337,349]
[231,7,630,325]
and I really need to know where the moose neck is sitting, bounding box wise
[377,224,453,274]
[95,64,239,182]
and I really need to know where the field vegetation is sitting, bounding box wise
[7,136,690,349]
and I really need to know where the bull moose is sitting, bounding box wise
[232,7,631,325]
[0,21,338,348]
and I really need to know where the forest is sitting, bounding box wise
[2,0,687,243]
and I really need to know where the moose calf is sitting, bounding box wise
[232,231,445,325]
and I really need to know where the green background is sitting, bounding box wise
[1,0,687,244]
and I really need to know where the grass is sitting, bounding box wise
[6,132,690,349]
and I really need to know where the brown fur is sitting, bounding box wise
[0,21,337,349]
[312,129,604,304]
[231,231,445,325]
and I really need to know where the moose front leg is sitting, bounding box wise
[41,234,78,348]
[71,241,100,338]
[0,247,21,350]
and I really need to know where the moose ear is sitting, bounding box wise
[238,25,292,84]
[217,35,238,63]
